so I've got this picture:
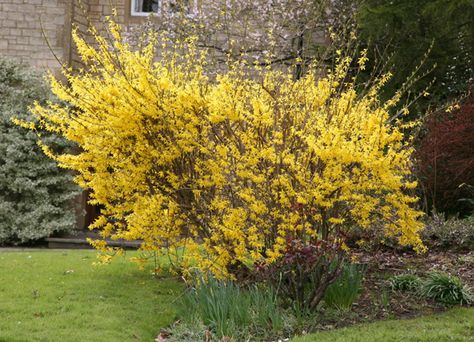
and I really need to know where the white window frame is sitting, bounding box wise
[131,0,197,17]
[131,0,161,17]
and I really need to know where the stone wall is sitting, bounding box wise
[0,0,143,72]
[69,0,89,68]
[0,0,188,72]
[89,0,126,26]
[0,0,71,71]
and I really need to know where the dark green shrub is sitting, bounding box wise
[358,0,474,111]
[390,273,423,292]
[0,57,79,244]
[323,263,366,311]
[421,272,472,305]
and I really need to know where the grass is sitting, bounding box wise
[0,250,182,342]
[1,250,473,342]
[323,263,365,311]
[293,307,474,341]
[178,276,284,340]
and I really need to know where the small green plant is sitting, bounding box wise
[390,273,423,292]
[323,263,366,311]
[180,276,250,338]
[179,274,284,339]
[166,319,217,342]
[422,212,474,250]
[248,284,285,335]
[421,272,473,305]
[380,288,391,311]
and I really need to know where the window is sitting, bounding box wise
[131,0,160,16]
[131,0,193,16]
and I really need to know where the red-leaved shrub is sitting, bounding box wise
[253,237,345,310]
[416,95,474,216]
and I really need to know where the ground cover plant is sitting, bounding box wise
[390,271,472,306]
[0,250,181,342]
[389,273,422,292]
[421,271,473,306]
[421,213,474,250]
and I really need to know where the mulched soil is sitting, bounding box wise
[313,249,474,331]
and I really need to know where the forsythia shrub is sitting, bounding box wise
[21,18,425,277]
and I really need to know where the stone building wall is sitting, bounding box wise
[0,0,71,70]
[0,0,143,72]
[0,0,203,72]
[89,0,125,26]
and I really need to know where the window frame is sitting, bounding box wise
[130,0,161,17]
[130,0,197,17]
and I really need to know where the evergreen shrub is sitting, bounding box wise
[0,57,79,244]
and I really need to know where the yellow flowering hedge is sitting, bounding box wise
[25,19,424,278]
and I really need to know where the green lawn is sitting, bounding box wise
[293,307,474,342]
[1,250,473,342]
[0,250,182,342]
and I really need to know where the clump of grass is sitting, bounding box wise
[323,263,366,311]
[178,274,285,340]
[248,284,285,335]
[421,271,472,305]
[389,273,423,292]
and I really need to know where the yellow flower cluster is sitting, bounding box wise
[25,19,425,278]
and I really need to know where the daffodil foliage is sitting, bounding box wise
[26,19,424,278]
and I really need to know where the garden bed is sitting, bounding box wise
[294,307,474,341]
[160,248,473,340]
[307,250,474,332]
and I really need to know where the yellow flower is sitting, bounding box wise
[22,18,425,279]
